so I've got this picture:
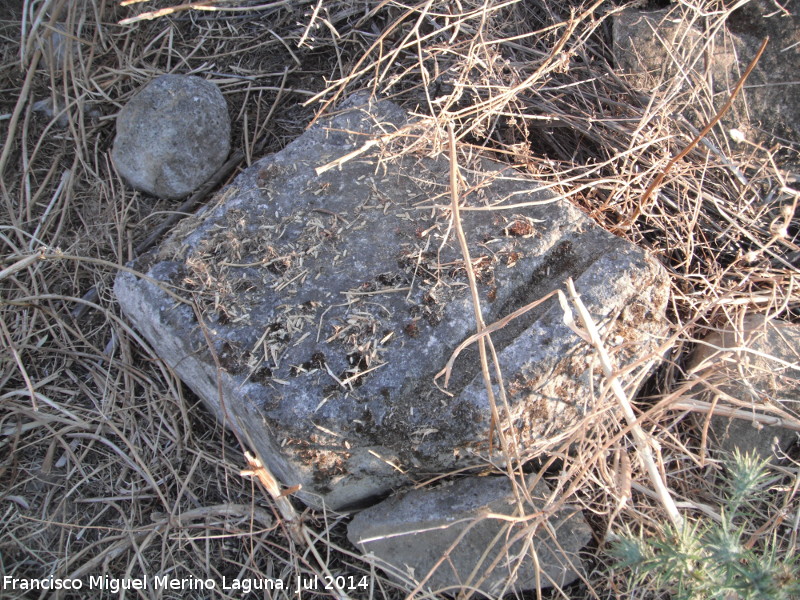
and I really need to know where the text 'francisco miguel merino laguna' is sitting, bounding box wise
[3,574,371,594]
[1,575,285,594]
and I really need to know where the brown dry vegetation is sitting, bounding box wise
[0,1,798,599]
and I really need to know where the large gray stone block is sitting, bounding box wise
[115,94,669,510]
[347,474,591,595]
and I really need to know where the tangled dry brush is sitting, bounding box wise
[0,0,797,599]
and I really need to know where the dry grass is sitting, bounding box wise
[1,0,798,599]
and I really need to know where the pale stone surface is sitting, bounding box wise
[347,474,591,595]
[115,94,669,510]
[613,3,800,148]
[689,315,800,461]
[112,75,230,199]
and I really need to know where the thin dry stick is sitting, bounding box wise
[240,451,306,543]
[314,123,414,176]
[446,122,510,462]
[0,247,46,281]
[445,123,527,526]
[0,48,41,182]
[562,278,684,532]
[118,2,219,25]
[668,399,800,432]
[436,289,560,387]
[446,122,492,410]
[617,36,769,231]
[0,318,39,410]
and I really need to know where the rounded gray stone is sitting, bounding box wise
[112,75,230,199]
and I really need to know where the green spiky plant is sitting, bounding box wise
[611,450,799,600]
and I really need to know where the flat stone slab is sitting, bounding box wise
[347,474,591,595]
[689,315,800,462]
[115,94,669,510]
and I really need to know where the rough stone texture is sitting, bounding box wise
[613,2,799,149]
[689,315,800,462]
[347,474,590,595]
[115,94,669,510]
[112,75,231,199]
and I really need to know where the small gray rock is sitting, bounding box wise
[112,75,230,199]
[688,315,800,462]
[347,474,591,596]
